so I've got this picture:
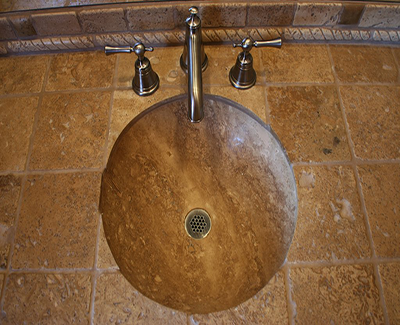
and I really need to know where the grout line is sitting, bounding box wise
[101,54,120,169]
[0,56,53,312]
[283,263,295,325]
[89,212,103,325]
[374,264,390,325]
[3,159,399,177]
[257,49,271,125]
[390,47,400,84]
[327,44,390,325]
[8,268,93,273]
[287,256,400,268]
[0,168,104,176]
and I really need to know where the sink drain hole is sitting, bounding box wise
[185,209,211,239]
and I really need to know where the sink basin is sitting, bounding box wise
[100,95,297,314]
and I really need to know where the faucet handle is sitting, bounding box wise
[104,43,159,96]
[233,37,282,53]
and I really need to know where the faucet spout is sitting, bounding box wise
[180,7,208,123]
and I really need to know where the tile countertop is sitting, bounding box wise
[0,44,399,324]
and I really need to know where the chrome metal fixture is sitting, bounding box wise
[180,7,208,123]
[229,37,282,89]
[105,43,159,96]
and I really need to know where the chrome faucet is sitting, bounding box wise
[180,7,208,123]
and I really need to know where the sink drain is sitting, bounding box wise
[185,209,211,239]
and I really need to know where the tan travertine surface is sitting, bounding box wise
[379,263,400,324]
[290,265,384,324]
[268,86,350,162]
[358,164,400,258]
[0,44,399,323]
[3,273,91,324]
[289,166,371,262]
[0,97,38,171]
[100,95,297,314]
[340,86,400,160]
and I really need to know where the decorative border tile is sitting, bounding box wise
[1,1,400,55]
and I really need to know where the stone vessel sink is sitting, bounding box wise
[100,95,297,314]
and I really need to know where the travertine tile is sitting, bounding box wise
[0,17,16,40]
[0,175,21,269]
[94,273,187,324]
[175,3,246,28]
[46,52,116,91]
[0,97,39,171]
[262,45,334,83]
[13,173,100,269]
[331,46,398,83]
[9,15,37,37]
[289,166,371,262]
[339,4,364,25]
[290,265,384,324]
[116,47,185,88]
[268,86,350,162]
[107,88,184,156]
[203,45,261,86]
[126,5,174,31]
[379,263,400,324]
[248,3,295,26]
[190,271,288,324]
[79,8,126,33]
[3,273,91,324]
[31,12,81,36]
[97,217,118,269]
[29,92,110,170]
[0,56,48,94]
[340,86,400,160]
[358,165,400,258]
[293,3,342,26]
[206,86,267,123]
[359,5,400,29]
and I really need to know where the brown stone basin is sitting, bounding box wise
[100,95,297,314]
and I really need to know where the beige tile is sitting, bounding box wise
[359,5,400,29]
[94,273,187,324]
[203,45,262,86]
[339,4,365,25]
[97,217,118,269]
[379,263,400,324]
[107,88,184,157]
[340,86,400,160]
[175,3,246,29]
[0,175,21,269]
[13,173,100,269]
[79,8,127,33]
[46,52,116,91]
[289,166,371,262]
[331,46,398,83]
[268,86,350,162]
[248,3,295,27]
[29,92,110,170]
[206,86,267,123]
[116,47,186,88]
[293,3,342,26]
[393,48,400,66]
[190,271,288,324]
[32,12,81,36]
[358,164,400,258]
[126,5,175,31]
[262,45,334,83]
[290,265,384,324]
[3,273,91,324]
[0,17,16,40]
[9,15,37,37]
[0,97,39,171]
[0,56,48,95]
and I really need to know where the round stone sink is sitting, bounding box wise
[100,95,297,314]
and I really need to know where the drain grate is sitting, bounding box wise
[185,209,211,239]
